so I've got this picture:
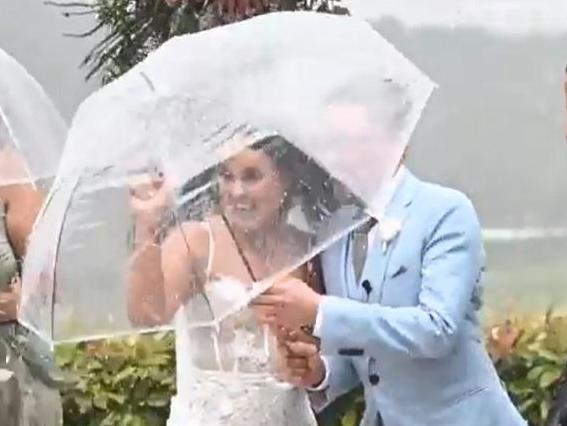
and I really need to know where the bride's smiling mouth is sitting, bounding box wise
[226,201,260,221]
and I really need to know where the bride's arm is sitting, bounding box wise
[0,150,44,259]
[126,175,186,326]
[161,223,208,321]
[127,222,208,326]
[126,220,168,326]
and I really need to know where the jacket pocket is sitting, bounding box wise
[447,385,487,408]
[388,263,408,279]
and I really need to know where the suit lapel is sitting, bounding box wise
[324,172,421,302]
[321,219,363,298]
[367,171,420,302]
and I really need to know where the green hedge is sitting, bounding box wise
[495,314,567,425]
[56,333,175,426]
[55,314,567,426]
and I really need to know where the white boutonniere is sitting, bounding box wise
[378,217,402,253]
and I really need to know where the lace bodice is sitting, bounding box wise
[181,277,275,374]
[169,278,317,426]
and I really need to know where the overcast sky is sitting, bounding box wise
[0,0,100,120]
[346,0,567,34]
[3,0,567,119]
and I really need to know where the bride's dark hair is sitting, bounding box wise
[250,134,337,220]
[177,132,340,228]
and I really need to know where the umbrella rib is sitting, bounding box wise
[169,209,218,323]
[49,176,82,341]
[139,72,155,92]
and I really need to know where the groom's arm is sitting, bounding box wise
[317,192,483,359]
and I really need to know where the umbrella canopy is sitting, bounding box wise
[0,49,66,186]
[20,12,434,345]
[0,49,67,293]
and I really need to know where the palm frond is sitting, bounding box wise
[51,0,347,82]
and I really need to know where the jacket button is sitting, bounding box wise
[369,374,380,385]
[338,348,364,356]
[361,279,372,296]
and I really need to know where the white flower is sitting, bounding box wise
[378,217,402,252]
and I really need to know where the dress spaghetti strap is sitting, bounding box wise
[202,220,215,280]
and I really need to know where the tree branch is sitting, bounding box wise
[44,0,93,7]
[63,21,105,38]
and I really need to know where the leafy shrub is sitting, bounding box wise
[493,313,567,425]
[56,333,175,426]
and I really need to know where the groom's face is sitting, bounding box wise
[324,102,401,199]
[326,103,386,165]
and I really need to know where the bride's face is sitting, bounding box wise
[218,148,287,233]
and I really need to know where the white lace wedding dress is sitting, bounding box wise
[167,224,317,426]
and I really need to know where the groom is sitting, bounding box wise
[254,96,527,426]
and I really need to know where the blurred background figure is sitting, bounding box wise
[0,146,62,426]
[0,47,66,426]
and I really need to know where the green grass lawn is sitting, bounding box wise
[482,236,567,318]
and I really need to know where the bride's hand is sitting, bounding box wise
[277,337,325,389]
[252,277,322,331]
[128,171,173,228]
[0,277,20,321]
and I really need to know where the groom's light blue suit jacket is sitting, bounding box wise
[313,171,526,426]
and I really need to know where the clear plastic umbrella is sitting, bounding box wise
[0,49,67,386]
[0,49,66,187]
[20,12,434,346]
[0,49,67,293]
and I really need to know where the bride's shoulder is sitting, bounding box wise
[161,220,210,259]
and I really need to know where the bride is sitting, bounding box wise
[127,132,327,425]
